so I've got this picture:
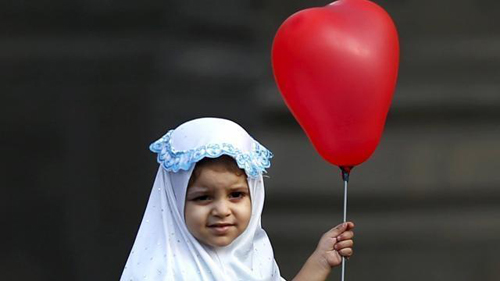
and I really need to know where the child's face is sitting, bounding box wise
[184,162,251,248]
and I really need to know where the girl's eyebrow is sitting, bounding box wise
[227,185,249,191]
[186,186,209,193]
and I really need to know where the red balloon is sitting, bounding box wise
[272,0,399,169]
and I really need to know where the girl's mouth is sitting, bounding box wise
[208,223,235,234]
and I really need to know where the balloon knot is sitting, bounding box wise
[340,166,353,182]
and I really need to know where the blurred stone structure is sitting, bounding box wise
[2,0,500,280]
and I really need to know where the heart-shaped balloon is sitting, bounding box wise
[272,0,399,169]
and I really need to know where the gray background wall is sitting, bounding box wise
[2,0,500,280]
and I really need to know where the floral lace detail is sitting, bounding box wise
[149,130,273,178]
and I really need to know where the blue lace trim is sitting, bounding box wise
[149,130,273,178]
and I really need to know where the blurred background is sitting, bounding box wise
[2,0,500,280]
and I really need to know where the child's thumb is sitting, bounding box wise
[329,222,348,236]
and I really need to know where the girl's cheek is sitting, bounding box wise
[192,205,210,219]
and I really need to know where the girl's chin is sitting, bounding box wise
[205,236,236,248]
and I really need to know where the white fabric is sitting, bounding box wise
[121,118,284,281]
[149,117,272,178]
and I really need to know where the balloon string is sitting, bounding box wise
[341,177,349,281]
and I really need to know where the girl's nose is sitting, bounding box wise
[211,200,231,217]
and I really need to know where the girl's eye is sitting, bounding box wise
[194,195,210,201]
[229,192,245,199]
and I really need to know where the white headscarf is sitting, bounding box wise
[121,118,284,281]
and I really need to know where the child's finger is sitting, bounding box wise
[345,221,355,230]
[325,223,348,238]
[334,239,353,251]
[338,248,353,257]
[326,221,354,238]
[337,230,354,241]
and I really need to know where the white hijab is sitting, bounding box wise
[121,118,284,281]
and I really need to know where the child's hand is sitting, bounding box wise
[292,222,355,281]
[314,222,355,269]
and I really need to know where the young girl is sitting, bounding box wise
[121,118,354,281]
